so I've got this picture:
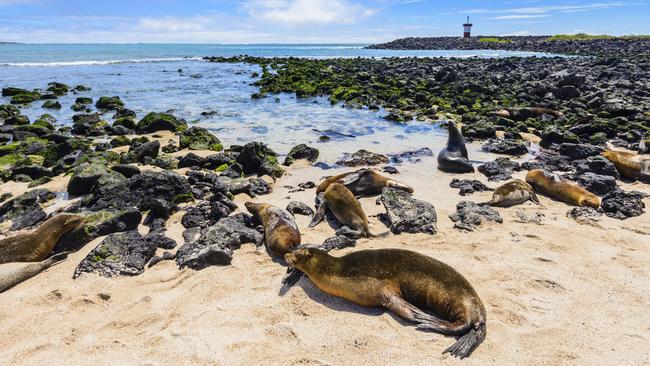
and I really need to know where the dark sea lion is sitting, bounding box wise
[484,179,540,207]
[285,248,487,359]
[437,121,474,173]
[602,150,650,182]
[316,168,413,196]
[245,202,301,257]
[494,107,564,120]
[0,252,68,293]
[309,183,387,238]
[0,214,84,264]
[526,169,600,208]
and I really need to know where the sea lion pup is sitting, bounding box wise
[494,107,564,120]
[525,169,600,208]
[285,248,487,359]
[245,202,301,257]
[309,183,387,238]
[437,121,474,173]
[484,179,540,207]
[0,252,68,293]
[602,150,650,182]
[316,169,413,197]
[0,214,84,264]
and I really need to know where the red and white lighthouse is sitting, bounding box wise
[463,16,473,39]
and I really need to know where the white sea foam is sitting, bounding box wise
[0,56,203,67]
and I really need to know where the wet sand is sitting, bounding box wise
[1,142,649,365]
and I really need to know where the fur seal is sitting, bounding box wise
[602,150,650,182]
[0,214,84,264]
[316,168,413,196]
[245,202,301,257]
[438,121,474,173]
[0,252,68,293]
[494,107,563,120]
[484,179,540,207]
[525,169,600,208]
[309,183,387,238]
[285,248,486,359]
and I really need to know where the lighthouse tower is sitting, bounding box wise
[463,16,473,39]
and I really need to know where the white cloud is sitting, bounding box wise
[466,2,626,17]
[487,14,550,20]
[244,0,375,26]
[502,30,533,36]
[137,16,220,32]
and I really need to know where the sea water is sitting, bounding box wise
[0,44,556,161]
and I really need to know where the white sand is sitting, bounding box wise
[1,147,650,365]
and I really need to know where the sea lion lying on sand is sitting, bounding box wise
[526,169,600,208]
[316,169,413,197]
[0,252,68,293]
[309,183,387,238]
[437,121,474,173]
[285,248,487,359]
[245,202,301,257]
[602,150,650,183]
[0,214,84,264]
[484,179,540,207]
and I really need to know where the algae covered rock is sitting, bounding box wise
[179,126,222,151]
[380,187,437,234]
[235,141,284,177]
[95,96,124,110]
[283,144,319,166]
[136,112,187,133]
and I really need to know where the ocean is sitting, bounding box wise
[0,44,555,161]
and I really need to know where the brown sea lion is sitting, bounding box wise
[602,150,650,182]
[494,107,564,120]
[525,169,600,208]
[245,202,301,257]
[0,214,84,264]
[316,169,413,196]
[285,248,486,359]
[309,183,387,238]
[437,121,474,173]
[485,179,540,207]
[0,252,68,293]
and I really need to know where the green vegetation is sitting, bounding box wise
[478,37,512,44]
[547,33,614,41]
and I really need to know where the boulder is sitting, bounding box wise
[379,187,437,234]
[95,96,124,110]
[67,163,114,196]
[601,189,647,220]
[336,149,389,167]
[235,141,284,177]
[179,127,222,151]
[478,158,521,182]
[449,201,503,231]
[559,143,604,160]
[286,201,314,217]
[577,173,617,196]
[73,231,157,278]
[449,178,494,196]
[121,140,160,164]
[0,189,55,230]
[284,144,319,166]
[176,216,264,269]
[136,112,187,133]
[481,139,528,156]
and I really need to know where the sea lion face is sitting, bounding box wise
[60,214,85,232]
[285,248,318,272]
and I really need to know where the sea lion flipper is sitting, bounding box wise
[308,202,327,228]
[381,292,462,334]
[335,227,363,239]
[442,324,487,359]
[530,191,541,205]
[280,267,304,292]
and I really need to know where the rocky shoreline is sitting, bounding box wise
[367,35,650,58]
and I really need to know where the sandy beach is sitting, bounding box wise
[1,137,649,366]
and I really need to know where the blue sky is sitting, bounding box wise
[0,0,648,43]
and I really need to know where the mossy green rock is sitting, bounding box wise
[10,92,41,105]
[47,82,69,96]
[283,144,319,166]
[179,126,222,151]
[42,100,62,109]
[67,163,113,196]
[75,97,93,105]
[0,104,20,119]
[95,96,124,110]
[110,136,131,147]
[136,112,187,133]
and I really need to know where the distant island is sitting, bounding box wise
[0,42,21,44]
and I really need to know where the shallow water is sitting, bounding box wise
[0,44,553,162]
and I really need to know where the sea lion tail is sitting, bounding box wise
[386,180,414,193]
[46,252,69,266]
[443,322,486,359]
[530,192,541,205]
